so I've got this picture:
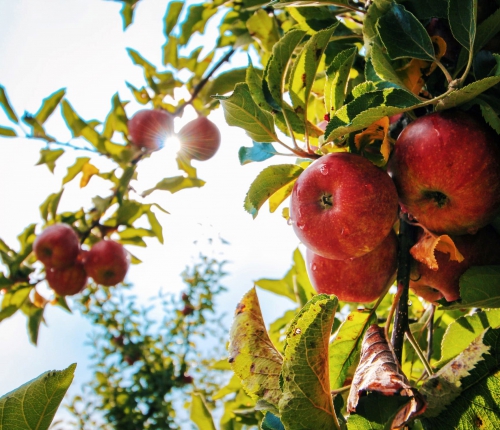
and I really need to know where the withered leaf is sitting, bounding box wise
[347,325,427,429]
[410,225,464,270]
[228,287,283,408]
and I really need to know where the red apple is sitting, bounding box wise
[177,116,221,161]
[289,152,399,260]
[84,240,130,286]
[388,111,500,235]
[33,223,80,269]
[46,259,88,296]
[306,230,398,303]
[410,225,500,303]
[128,109,174,151]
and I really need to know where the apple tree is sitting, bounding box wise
[3,0,500,429]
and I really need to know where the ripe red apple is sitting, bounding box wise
[177,116,221,161]
[128,109,174,151]
[290,152,399,260]
[410,225,500,303]
[83,240,130,286]
[33,223,80,269]
[46,259,88,296]
[306,230,398,303]
[388,111,500,235]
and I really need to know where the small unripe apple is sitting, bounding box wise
[411,225,500,303]
[128,109,174,151]
[306,230,398,303]
[46,259,88,296]
[34,223,80,269]
[177,116,221,161]
[388,111,500,235]
[84,240,130,286]
[290,152,399,260]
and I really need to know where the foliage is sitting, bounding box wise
[3,0,500,429]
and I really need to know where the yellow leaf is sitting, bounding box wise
[80,162,99,188]
[354,116,392,163]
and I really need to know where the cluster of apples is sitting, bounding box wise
[128,109,221,161]
[292,110,500,304]
[34,224,130,296]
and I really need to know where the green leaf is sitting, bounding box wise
[190,392,216,430]
[0,85,18,123]
[115,200,143,226]
[141,176,205,197]
[102,93,128,140]
[22,114,54,142]
[0,125,16,137]
[325,88,421,141]
[401,0,448,20]
[164,1,184,37]
[0,284,32,322]
[347,394,412,430]
[228,288,283,408]
[62,157,91,185]
[370,43,407,88]
[436,76,500,111]
[272,0,350,7]
[22,301,45,345]
[244,164,303,218]
[179,4,218,45]
[438,309,500,368]
[125,82,150,105]
[266,29,307,108]
[35,148,64,173]
[145,209,164,244]
[238,141,277,165]
[363,0,394,47]
[39,189,64,222]
[377,3,436,61]
[448,0,477,51]
[246,9,280,52]
[268,180,295,214]
[279,294,340,430]
[127,48,157,76]
[162,35,179,68]
[459,266,500,308]
[0,363,76,430]
[215,83,279,143]
[60,100,102,149]
[35,88,66,125]
[289,25,338,113]
[261,412,285,430]
[477,98,500,134]
[325,47,357,114]
[203,67,247,103]
[421,327,500,421]
[329,309,376,390]
[120,1,139,29]
[246,62,269,112]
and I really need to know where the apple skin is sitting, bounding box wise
[128,109,174,151]
[33,223,80,269]
[306,230,398,303]
[388,111,500,235]
[177,117,221,161]
[46,258,88,296]
[84,240,130,286]
[290,152,399,260]
[411,225,500,303]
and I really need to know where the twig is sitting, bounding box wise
[174,48,236,116]
[426,304,435,362]
[405,329,433,377]
[391,213,417,364]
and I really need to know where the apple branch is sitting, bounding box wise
[391,213,417,364]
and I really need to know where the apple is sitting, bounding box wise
[46,258,88,296]
[411,225,500,303]
[128,109,174,151]
[84,240,130,286]
[177,116,221,161]
[388,111,500,235]
[306,230,398,303]
[289,152,399,260]
[33,223,80,269]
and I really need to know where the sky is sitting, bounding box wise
[0,0,301,425]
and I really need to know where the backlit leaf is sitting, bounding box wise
[179,4,217,45]
[279,294,340,430]
[141,176,205,197]
[63,157,91,185]
[164,1,184,37]
[215,83,279,143]
[0,284,32,322]
[0,85,18,123]
[190,393,216,430]
[35,148,64,173]
[436,76,500,111]
[0,125,16,137]
[228,288,283,408]
[268,180,295,213]
[35,88,66,125]
[61,100,102,149]
[239,141,277,165]
[79,161,99,188]
[244,164,303,218]
[246,9,280,52]
[39,190,64,222]
[22,301,45,345]
[325,47,357,114]
[0,363,76,430]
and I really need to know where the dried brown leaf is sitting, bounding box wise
[347,325,427,429]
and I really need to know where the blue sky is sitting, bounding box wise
[0,0,299,425]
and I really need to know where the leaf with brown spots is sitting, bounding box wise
[354,116,393,164]
[279,294,341,430]
[410,225,464,270]
[228,288,283,408]
[347,325,427,428]
[421,327,500,428]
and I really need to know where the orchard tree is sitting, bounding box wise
[2,0,500,429]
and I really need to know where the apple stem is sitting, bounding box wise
[405,329,434,377]
[434,59,453,84]
[391,213,417,364]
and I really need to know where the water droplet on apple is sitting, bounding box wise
[311,264,317,271]
[319,164,329,175]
